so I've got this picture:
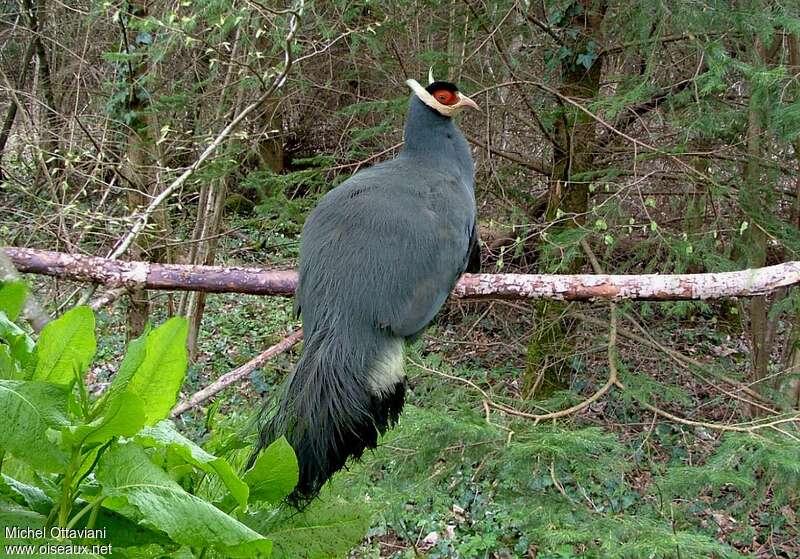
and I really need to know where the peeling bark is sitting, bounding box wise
[6,247,800,302]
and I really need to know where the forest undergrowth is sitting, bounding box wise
[3,2,800,556]
[51,218,796,559]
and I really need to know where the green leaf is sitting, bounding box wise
[0,380,69,471]
[0,282,28,322]
[66,391,146,446]
[33,306,96,385]
[0,504,47,544]
[96,442,272,556]
[0,344,23,380]
[577,51,598,69]
[256,496,370,559]
[123,317,188,425]
[0,312,35,373]
[1,474,53,514]
[0,502,46,531]
[243,437,298,505]
[136,420,248,507]
[101,324,149,408]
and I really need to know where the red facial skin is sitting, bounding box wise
[432,89,458,106]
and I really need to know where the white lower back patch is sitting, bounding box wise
[368,339,405,395]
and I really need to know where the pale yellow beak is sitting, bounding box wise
[456,93,480,112]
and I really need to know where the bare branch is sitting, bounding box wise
[171,329,303,417]
[0,249,50,331]
[6,247,800,302]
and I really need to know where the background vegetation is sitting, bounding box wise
[1,0,799,557]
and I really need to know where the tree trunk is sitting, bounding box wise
[527,0,607,397]
[118,2,157,339]
[0,40,35,181]
[22,0,61,179]
[183,177,228,361]
[741,36,773,410]
[781,32,800,409]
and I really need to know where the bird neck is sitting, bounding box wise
[400,96,473,182]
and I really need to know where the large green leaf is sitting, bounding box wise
[32,306,96,385]
[104,324,149,400]
[0,475,171,550]
[96,443,271,557]
[0,380,69,471]
[66,391,146,446]
[0,312,34,374]
[1,474,52,514]
[254,496,371,559]
[0,502,46,534]
[123,318,188,425]
[0,344,22,380]
[243,437,299,505]
[135,420,248,507]
[0,282,28,322]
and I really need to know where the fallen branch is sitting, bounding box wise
[171,329,304,417]
[6,247,800,301]
[0,249,50,331]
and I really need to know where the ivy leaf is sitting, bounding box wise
[577,51,598,69]
[135,31,153,45]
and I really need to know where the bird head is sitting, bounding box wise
[405,72,479,117]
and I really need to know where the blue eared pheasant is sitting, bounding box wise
[252,75,480,505]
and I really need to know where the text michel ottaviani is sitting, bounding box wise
[5,526,108,539]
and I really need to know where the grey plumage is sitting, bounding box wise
[253,81,479,505]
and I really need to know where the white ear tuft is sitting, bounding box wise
[428,67,435,85]
[405,78,458,117]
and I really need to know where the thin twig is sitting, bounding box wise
[615,380,800,441]
[171,329,303,417]
[76,0,305,305]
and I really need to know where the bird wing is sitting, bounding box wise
[295,164,476,340]
[361,175,476,339]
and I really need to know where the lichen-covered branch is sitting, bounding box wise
[5,247,800,301]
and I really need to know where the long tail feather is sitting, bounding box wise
[251,328,405,506]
